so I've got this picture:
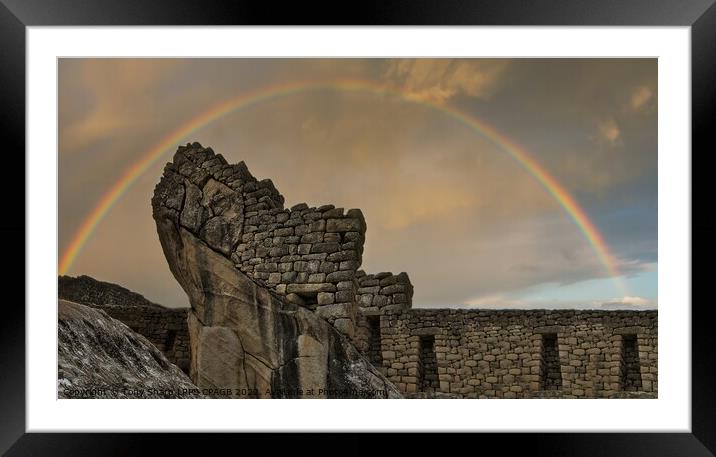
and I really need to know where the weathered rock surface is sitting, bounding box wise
[58,274,167,309]
[58,299,203,399]
[152,142,401,398]
[59,275,192,374]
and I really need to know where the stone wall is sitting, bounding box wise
[352,270,413,357]
[85,304,191,375]
[152,142,393,340]
[152,156,404,397]
[355,270,413,312]
[234,201,367,339]
[58,275,191,374]
[379,308,657,398]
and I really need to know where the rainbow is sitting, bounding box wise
[59,79,625,293]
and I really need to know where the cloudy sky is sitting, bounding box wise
[59,58,657,310]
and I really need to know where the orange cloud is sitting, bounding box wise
[383,59,509,104]
[598,118,621,145]
[630,85,654,111]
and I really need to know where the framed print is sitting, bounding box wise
[3,0,715,455]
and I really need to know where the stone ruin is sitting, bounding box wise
[146,142,657,399]
[151,142,402,398]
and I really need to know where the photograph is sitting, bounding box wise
[57,58,658,400]
[3,2,709,451]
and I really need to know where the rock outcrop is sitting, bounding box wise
[59,274,166,309]
[58,299,202,398]
[151,142,401,398]
[59,275,192,374]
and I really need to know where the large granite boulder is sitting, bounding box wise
[58,299,202,398]
[151,142,401,398]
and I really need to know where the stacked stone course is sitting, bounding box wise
[233,200,367,339]
[152,142,409,342]
[379,308,657,398]
[355,270,413,312]
[82,304,191,375]
[352,270,414,356]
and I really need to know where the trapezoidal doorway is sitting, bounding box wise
[418,335,439,393]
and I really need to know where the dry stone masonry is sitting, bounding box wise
[152,142,392,343]
[356,271,414,312]
[151,142,401,398]
[379,309,657,398]
[140,141,656,399]
[353,270,414,355]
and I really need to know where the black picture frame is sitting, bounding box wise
[2,1,714,455]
